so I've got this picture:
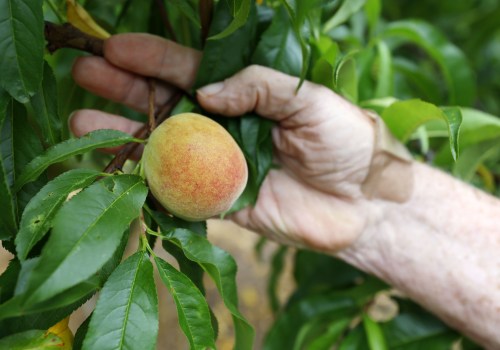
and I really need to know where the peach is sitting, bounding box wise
[142,113,248,221]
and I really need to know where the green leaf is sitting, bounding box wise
[264,294,355,349]
[335,54,359,103]
[30,62,63,146]
[339,325,368,350]
[21,175,147,306]
[381,20,476,106]
[168,0,201,28]
[392,58,442,104]
[195,0,257,88]
[0,282,94,337]
[0,259,20,304]
[0,329,63,349]
[0,99,17,239]
[268,246,287,313]
[11,100,47,215]
[277,0,312,88]
[363,314,388,350]
[374,41,393,98]
[73,314,91,350]
[15,169,101,261]
[453,139,500,181]
[294,251,365,292]
[14,130,138,191]
[311,37,339,89]
[323,0,367,33]
[156,215,207,293]
[83,252,158,350]
[381,300,458,349]
[364,0,381,35]
[264,277,386,349]
[210,0,252,40]
[0,0,44,102]
[153,212,255,350]
[307,318,351,350]
[154,257,216,350]
[252,7,302,76]
[225,114,274,212]
[456,108,500,148]
[381,99,462,160]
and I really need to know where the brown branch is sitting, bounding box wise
[199,0,214,44]
[147,79,156,132]
[43,21,194,174]
[45,21,104,56]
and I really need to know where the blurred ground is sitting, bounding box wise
[0,220,296,350]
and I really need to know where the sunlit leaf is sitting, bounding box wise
[83,252,158,350]
[374,40,393,98]
[381,99,462,160]
[15,169,101,261]
[335,54,359,103]
[46,316,73,350]
[0,0,44,102]
[66,0,111,39]
[323,0,367,33]
[364,0,381,35]
[21,175,147,306]
[363,314,388,350]
[453,139,500,181]
[14,130,138,191]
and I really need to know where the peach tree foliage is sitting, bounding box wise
[0,0,499,349]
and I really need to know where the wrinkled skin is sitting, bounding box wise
[70,33,376,253]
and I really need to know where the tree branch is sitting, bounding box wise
[45,21,104,56]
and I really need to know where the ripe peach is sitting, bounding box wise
[142,113,248,221]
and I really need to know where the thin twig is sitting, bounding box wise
[153,0,177,41]
[103,92,184,174]
[147,79,156,132]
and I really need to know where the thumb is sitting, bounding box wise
[196,65,326,122]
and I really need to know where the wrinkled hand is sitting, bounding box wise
[71,33,377,253]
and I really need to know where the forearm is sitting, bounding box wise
[339,161,500,349]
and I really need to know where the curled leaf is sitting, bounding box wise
[66,0,110,39]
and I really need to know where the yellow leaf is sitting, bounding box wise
[47,316,74,350]
[66,0,110,39]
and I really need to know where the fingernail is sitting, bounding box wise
[198,82,224,96]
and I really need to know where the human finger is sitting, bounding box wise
[196,65,336,124]
[69,109,145,158]
[104,33,202,90]
[72,56,175,113]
